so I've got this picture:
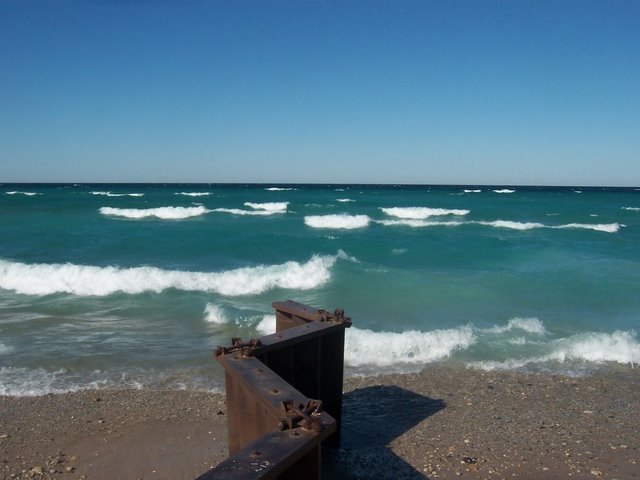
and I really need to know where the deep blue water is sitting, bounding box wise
[1,184,639,395]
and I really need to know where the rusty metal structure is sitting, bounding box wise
[196,300,351,480]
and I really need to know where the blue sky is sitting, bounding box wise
[1,1,639,185]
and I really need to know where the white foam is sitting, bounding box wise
[0,343,12,355]
[554,223,621,233]
[547,330,640,365]
[90,191,143,197]
[485,317,547,335]
[380,207,470,219]
[463,189,482,193]
[478,220,544,230]
[256,315,276,335]
[265,187,295,191]
[175,192,212,197]
[204,304,228,324]
[0,254,340,297]
[99,206,209,219]
[212,207,284,216]
[471,330,640,371]
[377,219,463,228]
[304,214,371,229]
[336,198,355,203]
[623,207,640,212]
[493,189,515,194]
[6,191,40,196]
[344,326,475,367]
[244,202,289,212]
[574,190,582,194]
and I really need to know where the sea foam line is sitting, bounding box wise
[0,253,343,297]
[99,206,209,219]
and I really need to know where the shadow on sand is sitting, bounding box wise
[322,385,446,479]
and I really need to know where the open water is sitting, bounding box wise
[1,184,639,395]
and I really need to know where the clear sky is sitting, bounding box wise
[1,0,639,185]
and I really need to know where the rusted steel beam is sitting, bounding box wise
[206,301,350,479]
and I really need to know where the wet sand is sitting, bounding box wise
[1,367,638,479]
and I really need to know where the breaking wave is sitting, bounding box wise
[623,207,640,212]
[244,202,289,212]
[204,304,228,324]
[484,317,547,335]
[380,207,470,219]
[99,206,209,219]
[471,330,640,371]
[90,191,144,197]
[175,192,212,197]
[305,214,371,229]
[463,189,482,193]
[345,326,476,368]
[256,315,276,335]
[0,254,342,297]
[6,191,40,196]
[378,218,621,233]
[336,198,355,203]
[265,187,295,191]
[493,189,515,194]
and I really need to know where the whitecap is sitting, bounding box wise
[243,202,289,212]
[376,219,463,228]
[623,207,640,212]
[204,304,228,324]
[6,191,40,196]
[99,206,209,219]
[344,325,475,367]
[256,315,276,335]
[485,317,547,335]
[380,207,470,219]
[265,187,295,191]
[90,191,143,197]
[554,223,620,233]
[476,220,545,230]
[463,189,482,193]
[304,214,371,229]
[336,198,355,203]
[493,189,515,194]
[0,254,340,297]
[212,207,285,216]
[175,192,212,197]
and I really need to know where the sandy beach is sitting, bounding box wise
[1,366,638,480]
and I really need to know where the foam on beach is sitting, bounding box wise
[0,254,342,296]
[99,206,208,219]
[304,214,371,229]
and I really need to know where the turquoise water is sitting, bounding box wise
[1,184,639,395]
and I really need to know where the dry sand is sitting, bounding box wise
[1,366,638,479]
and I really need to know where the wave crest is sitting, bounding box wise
[0,254,340,297]
[305,214,371,229]
[381,207,470,219]
[344,326,476,367]
[99,206,209,219]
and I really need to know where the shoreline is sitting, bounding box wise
[2,366,639,479]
